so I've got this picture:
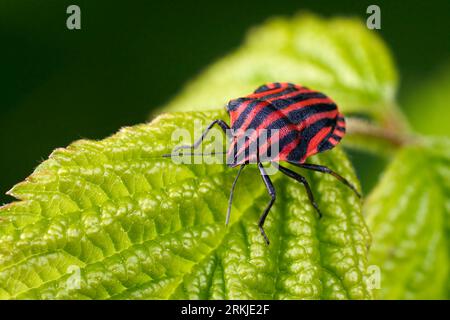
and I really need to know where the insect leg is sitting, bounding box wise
[257,162,276,245]
[278,164,322,218]
[225,164,246,225]
[291,162,361,198]
[172,119,231,153]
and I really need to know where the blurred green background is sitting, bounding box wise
[1,0,449,204]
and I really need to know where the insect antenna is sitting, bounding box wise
[162,151,227,158]
[226,165,246,225]
[162,119,231,159]
[168,119,232,155]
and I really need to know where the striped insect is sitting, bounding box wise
[167,82,360,244]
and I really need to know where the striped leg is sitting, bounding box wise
[173,119,231,153]
[226,165,246,225]
[290,162,361,198]
[258,162,276,245]
[278,164,322,218]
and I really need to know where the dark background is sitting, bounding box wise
[1,0,449,204]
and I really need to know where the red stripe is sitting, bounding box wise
[265,88,312,103]
[233,99,335,160]
[243,97,333,135]
[248,86,286,99]
[299,110,338,130]
[233,131,256,162]
[333,128,345,138]
[245,128,299,164]
[230,99,253,120]
[230,99,270,158]
[305,126,332,159]
[233,86,304,116]
[237,100,271,133]
[251,125,293,162]
[282,97,334,113]
[328,137,339,145]
[234,121,290,161]
[249,86,312,100]
[234,124,293,163]
[247,89,311,112]
[279,138,299,161]
[235,88,322,132]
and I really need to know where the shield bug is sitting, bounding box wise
[166,82,361,244]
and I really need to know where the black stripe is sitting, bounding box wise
[231,134,251,164]
[239,103,278,131]
[244,102,336,133]
[317,140,334,152]
[268,92,328,109]
[254,82,293,93]
[331,134,342,141]
[272,82,282,89]
[254,83,317,102]
[244,104,335,134]
[286,104,336,124]
[244,104,334,129]
[336,126,346,133]
[254,86,297,100]
[235,116,294,162]
[226,97,251,112]
[254,83,278,93]
[229,99,261,129]
[287,118,335,162]
[260,130,298,162]
[235,118,291,161]
[234,127,298,163]
[254,85,270,93]
[227,86,300,118]
[317,124,344,153]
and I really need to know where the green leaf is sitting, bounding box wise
[366,139,450,299]
[0,110,371,299]
[163,13,398,122]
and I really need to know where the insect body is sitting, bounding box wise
[169,82,360,244]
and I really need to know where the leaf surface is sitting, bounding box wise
[0,110,371,299]
[366,139,450,299]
